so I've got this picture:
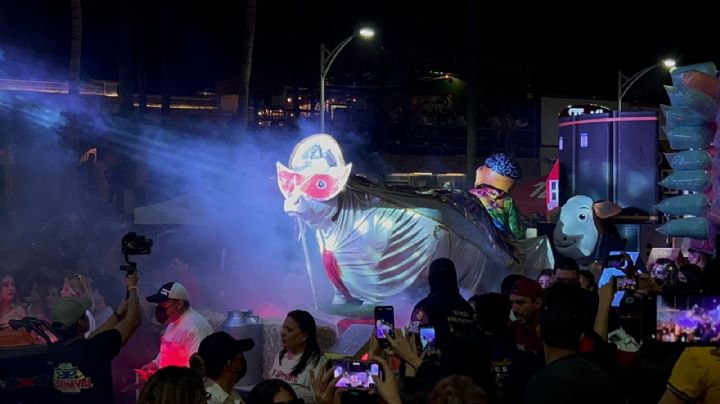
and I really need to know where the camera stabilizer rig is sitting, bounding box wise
[120,232,153,275]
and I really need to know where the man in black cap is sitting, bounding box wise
[142,281,212,372]
[191,331,255,404]
[46,270,140,403]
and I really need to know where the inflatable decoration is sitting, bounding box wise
[550,195,625,263]
[277,134,553,308]
[656,62,719,248]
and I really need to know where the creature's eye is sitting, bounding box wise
[316,179,327,189]
[578,213,587,221]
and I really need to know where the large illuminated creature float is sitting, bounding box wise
[277,134,553,306]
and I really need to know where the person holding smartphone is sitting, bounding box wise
[410,258,493,397]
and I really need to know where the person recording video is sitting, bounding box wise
[46,268,141,403]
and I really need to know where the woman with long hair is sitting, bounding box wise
[537,269,554,289]
[1,274,27,326]
[249,379,301,404]
[138,366,209,404]
[268,310,325,403]
[60,274,96,335]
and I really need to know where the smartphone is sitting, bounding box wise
[332,359,382,389]
[649,293,720,345]
[374,306,395,346]
[419,326,437,352]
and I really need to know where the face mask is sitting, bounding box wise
[155,305,170,324]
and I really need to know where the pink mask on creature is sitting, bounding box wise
[276,134,352,203]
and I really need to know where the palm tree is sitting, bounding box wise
[69,0,82,95]
[236,0,257,128]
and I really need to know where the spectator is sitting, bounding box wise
[536,270,554,289]
[46,270,140,403]
[510,279,544,353]
[554,257,580,285]
[143,282,213,371]
[523,284,611,404]
[427,375,488,404]
[138,366,208,404]
[249,379,301,404]
[475,293,543,404]
[190,331,255,404]
[688,248,710,271]
[22,277,50,320]
[61,274,97,336]
[673,264,703,293]
[268,310,325,403]
[165,254,206,308]
[579,270,598,293]
[658,347,720,404]
[46,284,61,313]
[411,258,494,396]
[1,273,27,325]
[501,274,525,296]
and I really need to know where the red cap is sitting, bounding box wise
[511,279,544,300]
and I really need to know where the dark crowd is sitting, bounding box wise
[3,227,720,404]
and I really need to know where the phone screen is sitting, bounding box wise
[654,294,720,345]
[332,360,381,389]
[375,306,395,340]
[419,326,436,351]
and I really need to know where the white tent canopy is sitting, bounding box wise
[134,194,220,226]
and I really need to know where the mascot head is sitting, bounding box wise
[276,134,352,228]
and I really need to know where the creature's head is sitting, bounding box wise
[276,134,352,228]
[552,195,621,259]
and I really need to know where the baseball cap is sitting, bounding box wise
[510,278,544,300]
[197,332,255,370]
[51,297,93,330]
[146,281,189,303]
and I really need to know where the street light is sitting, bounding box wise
[617,58,676,111]
[320,27,375,132]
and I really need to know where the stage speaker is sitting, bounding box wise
[558,111,658,214]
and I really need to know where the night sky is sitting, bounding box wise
[1,1,719,103]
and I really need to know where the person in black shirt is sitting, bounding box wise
[523,284,611,404]
[411,257,494,398]
[47,270,141,403]
[475,293,543,404]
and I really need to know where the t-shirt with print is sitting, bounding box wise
[46,329,122,403]
[268,350,326,403]
[667,347,720,404]
[154,308,213,368]
[205,377,246,404]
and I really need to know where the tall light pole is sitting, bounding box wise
[617,58,676,112]
[320,27,375,133]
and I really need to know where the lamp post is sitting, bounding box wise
[617,58,676,112]
[320,27,375,132]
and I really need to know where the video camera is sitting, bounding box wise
[120,232,153,274]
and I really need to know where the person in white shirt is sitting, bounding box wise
[142,281,213,372]
[190,331,255,404]
[268,310,326,403]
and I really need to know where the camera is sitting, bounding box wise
[120,232,153,274]
[122,232,153,256]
